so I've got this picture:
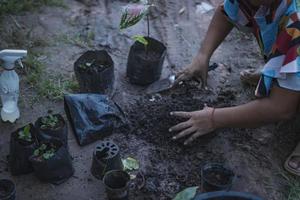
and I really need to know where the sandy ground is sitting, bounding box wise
[0,0,299,199]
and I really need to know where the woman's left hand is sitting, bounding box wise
[169,106,216,145]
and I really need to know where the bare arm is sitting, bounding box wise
[170,86,300,145]
[198,6,234,61]
[214,86,300,129]
[176,6,234,86]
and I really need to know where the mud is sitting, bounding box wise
[0,0,298,200]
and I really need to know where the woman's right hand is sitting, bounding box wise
[175,54,209,87]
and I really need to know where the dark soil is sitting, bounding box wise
[0,187,8,197]
[113,83,229,199]
[0,182,13,198]
[106,176,128,189]
[203,170,232,186]
[137,50,161,61]
[76,54,111,73]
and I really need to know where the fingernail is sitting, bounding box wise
[169,129,172,132]
[172,136,176,140]
[170,112,173,116]
[184,142,188,145]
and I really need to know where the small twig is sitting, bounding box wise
[147,14,150,38]
[137,171,146,190]
[9,15,22,29]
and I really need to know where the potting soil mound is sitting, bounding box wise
[114,83,229,199]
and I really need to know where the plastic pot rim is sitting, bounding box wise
[195,191,264,200]
[201,163,235,188]
[75,50,114,71]
[103,170,130,190]
[0,179,16,199]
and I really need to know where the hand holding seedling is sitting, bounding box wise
[175,54,209,88]
[169,106,215,145]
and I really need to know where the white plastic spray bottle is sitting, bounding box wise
[0,49,27,123]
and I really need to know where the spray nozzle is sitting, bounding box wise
[0,49,27,70]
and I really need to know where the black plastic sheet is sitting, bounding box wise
[64,94,124,146]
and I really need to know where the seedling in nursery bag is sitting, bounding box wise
[33,144,56,161]
[35,111,68,147]
[9,124,37,176]
[73,50,115,95]
[40,114,60,130]
[18,125,32,142]
[30,141,74,185]
[120,0,167,85]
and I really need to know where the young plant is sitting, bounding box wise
[33,144,56,160]
[173,187,198,200]
[40,114,59,130]
[78,60,95,70]
[18,125,32,142]
[120,0,152,47]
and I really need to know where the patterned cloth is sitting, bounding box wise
[222,0,300,97]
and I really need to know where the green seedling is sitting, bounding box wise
[40,114,59,130]
[120,0,152,47]
[173,186,199,200]
[78,60,95,70]
[18,125,32,142]
[33,144,56,160]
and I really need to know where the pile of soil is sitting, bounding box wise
[114,83,230,199]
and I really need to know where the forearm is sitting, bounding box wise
[197,6,234,61]
[214,98,293,129]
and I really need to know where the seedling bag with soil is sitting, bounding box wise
[9,124,37,176]
[127,37,166,85]
[29,140,74,185]
[64,94,124,146]
[74,50,114,95]
[120,2,167,85]
[35,114,68,148]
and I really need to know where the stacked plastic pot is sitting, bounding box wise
[90,141,130,200]
[9,113,74,185]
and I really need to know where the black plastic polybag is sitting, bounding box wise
[29,140,74,185]
[64,94,124,146]
[9,124,37,176]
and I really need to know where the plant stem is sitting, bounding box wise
[147,14,150,38]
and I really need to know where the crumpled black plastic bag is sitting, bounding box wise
[64,94,124,146]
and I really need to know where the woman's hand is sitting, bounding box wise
[169,106,216,145]
[175,54,209,87]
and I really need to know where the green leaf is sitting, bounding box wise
[42,148,55,160]
[122,157,139,171]
[173,186,199,200]
[24,125,31,135]
[33,149,40,156]
[120,4,149,30]
[132,35,148,46]
[18,125,32,142]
